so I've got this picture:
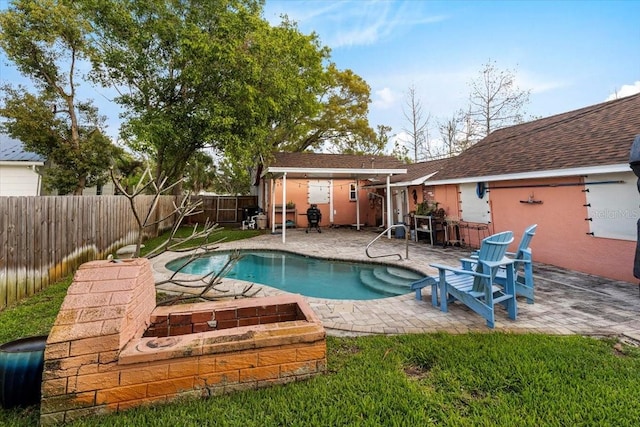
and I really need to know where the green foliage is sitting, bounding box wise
[183,151,216,195]
[85,0,269,187]
[0,0,117,194]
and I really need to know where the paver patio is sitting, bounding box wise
[151,228,640,343]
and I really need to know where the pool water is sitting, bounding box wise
[165,250,425,300]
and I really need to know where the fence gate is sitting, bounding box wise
[216,197,238,223]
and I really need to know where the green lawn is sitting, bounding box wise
[1,228,640,426]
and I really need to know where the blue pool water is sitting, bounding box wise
[165,250,425,300]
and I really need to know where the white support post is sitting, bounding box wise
[282,172,287,244]
[386,175,392,238]
[271,179,276,234]
[355,179,360,231]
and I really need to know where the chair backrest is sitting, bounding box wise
[473,231,514,291]
[514,224,537,260]
[477,231,514,263]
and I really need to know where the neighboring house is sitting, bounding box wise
[422,93,640,283]
[260,152,406,242]
[0,134,45,196]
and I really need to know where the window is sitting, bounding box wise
[349,183,357,201]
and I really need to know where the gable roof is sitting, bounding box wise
[0,134,46,163]
[429,93,640,183]
[263,152,406,179]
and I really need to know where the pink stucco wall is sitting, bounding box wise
[489,177,636,283]
[268,179,374,227]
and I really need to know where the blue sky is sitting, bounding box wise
[1,0,639,149]
[264,0,640,144]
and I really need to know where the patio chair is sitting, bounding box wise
[462,224,537,304]
[430,231,516,328]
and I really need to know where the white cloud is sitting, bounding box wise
[606,81,640,101]
[265,1,448,48]
[373,87,399,110]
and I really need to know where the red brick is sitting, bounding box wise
[147,327,169,337]
[192,311,214,323]
[277,303,297,314]
[214,309,237,321]
[239,365,280,383]
[193,323,213,333]
[279,313,298,322]
[237,307,257,318]
[216,320,238,329]
[150,314,168,324]
[238,317,260,327]
[169,313,192,325]
[257,304,278,316]
[258,315,280,325]
[168,324,193,336]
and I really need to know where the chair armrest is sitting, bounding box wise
[430,263,490,278]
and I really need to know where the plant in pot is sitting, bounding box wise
[416,200,439,216]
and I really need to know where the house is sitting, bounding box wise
[422,93,640,283]
[259,94,640,282]
[0,134,45,196]
[259,152,406,242]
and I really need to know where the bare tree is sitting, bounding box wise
[438,109,482,157]
[467,60,531,138]
[110,167,260,304]
[402,85,432,162]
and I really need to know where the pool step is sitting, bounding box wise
[360,268,422,296]
[373,267,423,287]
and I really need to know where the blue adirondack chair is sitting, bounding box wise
[430,231,516,328]
[462,224,537,304]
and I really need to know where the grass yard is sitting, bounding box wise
[1,228,640,426]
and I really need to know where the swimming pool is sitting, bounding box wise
[165,250,425,300]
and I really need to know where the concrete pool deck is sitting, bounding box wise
[151,228,640,343]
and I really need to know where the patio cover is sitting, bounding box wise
[263,158,407,243]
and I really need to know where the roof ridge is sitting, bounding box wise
[473,93,640,151]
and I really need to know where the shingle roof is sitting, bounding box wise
[432,93,640,181]
[0,134,46,162]
[270,152,405,170]
[390,158,449,183]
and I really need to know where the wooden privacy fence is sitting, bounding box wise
[0,195,177,310]
[187,195,259,224]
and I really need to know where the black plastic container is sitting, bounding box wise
[0,335,47,408]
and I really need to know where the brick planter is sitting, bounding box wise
[40,259,326,425]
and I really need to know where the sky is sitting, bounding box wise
[0,0,639,151]
[263,0,640,147]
